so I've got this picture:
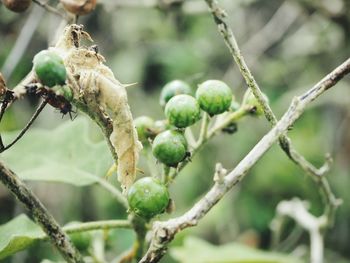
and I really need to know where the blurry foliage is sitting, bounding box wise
[0,0,350,262]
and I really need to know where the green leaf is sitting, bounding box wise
[0,214,44,259]
[170,236,303,263]
[1,118,113,186]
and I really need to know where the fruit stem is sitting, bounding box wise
[196,112,210,146]
[162,165,171,184]
[169,107,248,181]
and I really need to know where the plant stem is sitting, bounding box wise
[0,100,48,153]
[95,177,128,209]
[0,161,84,263]
[169,107,247,181]
[196,112,209,146]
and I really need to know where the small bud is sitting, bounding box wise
[60,0,97,16]
[2,0,31,13]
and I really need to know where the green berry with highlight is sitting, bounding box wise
[127,177,170,219]
[160,80,192,107]
[165,94,200,128]
[152,130,187,166]
[196,80,232,116]
[33,50,67,87]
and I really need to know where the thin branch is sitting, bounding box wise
[139,57,350,263]
[95,177,128,208]
[1,6,44,80]
[32,0,66,18]
[275,199,325,263]
[0,100,48,153]
[169,106,247,181]
[196,112,209,146]
[204,0,341,228]
[0,161,84,263]
[62,220,131,234]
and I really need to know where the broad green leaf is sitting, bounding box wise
[170,236,303,263]
[0,214,44,259]
[1,118,113,186]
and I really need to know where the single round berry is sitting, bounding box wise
[66,222,92,251]
[152,130,187,166]
[243,90,269,116]
[159,80,192,107]
[165,95,200,128]
[33,50,66,88]
[60,0,97,16]
[127,177,170,219]
[196,80,232,116]
[134,116,155,143]
[2,0,32,13]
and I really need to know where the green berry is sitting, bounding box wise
[196,80,232,116]
[243,90,269,116]
[66,222,92,251]
[160,80,192,107]
[134,116,155,143]
[33,50,66,87]
[152,130,187,166]
[127,177,170,219]
[165,94,200,128]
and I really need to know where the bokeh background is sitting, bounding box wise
[0,0,350,262]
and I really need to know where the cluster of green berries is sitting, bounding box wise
[130,80,268,219]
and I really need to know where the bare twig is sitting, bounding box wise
[103,0,208,15]
[0,100,48,153]
[274,199,325,263]
[0,161,84,263]
[139,57,350,263]
[204,0,340,228]
[95,177,128,208]
[63,220,132,234]
[1,6,44,80]
[32,0,66,18]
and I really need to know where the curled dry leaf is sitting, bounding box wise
[53,25,142,191]
[59,0,97,15]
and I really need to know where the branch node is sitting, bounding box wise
[213,162,227,184]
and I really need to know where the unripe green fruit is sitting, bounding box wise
[66,222,92,251]
[160,80,192,107]
[127,177,170,219]
[243,90,269,116]
[33,50,66,87]
[134,116,155,143]
[196,80,232,116]
[152,130,187,166]
[165,94,200,128]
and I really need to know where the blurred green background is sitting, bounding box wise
[0,0,350,262]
